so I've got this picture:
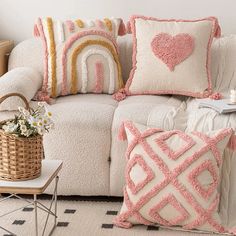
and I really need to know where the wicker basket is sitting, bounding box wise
[0,93,43,181]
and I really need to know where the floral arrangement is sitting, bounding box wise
[1,102,54,137]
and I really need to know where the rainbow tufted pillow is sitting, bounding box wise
[34,17,126,100]
[122,16,221,99]
[114,121,234,234]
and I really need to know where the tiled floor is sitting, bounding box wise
[0,195,215,236]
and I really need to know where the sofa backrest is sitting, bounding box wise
[8,35,236,94]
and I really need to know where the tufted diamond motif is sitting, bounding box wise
[155,130,196,160]
[126,154,155,195]
[188,160,218,199]
[149,194,189,226]
[114,121,233,234]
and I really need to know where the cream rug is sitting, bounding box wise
[0,196,216,236]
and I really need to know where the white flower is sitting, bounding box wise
[47,111,52,117]
[21,130,28,136]
[38,102,45,107]
[19,120,25,125]
[20,125,27,132]
[22,110,30,117]
[28,116,38,127]
[18,107,24,113]
[37,127,44,135]
[4,123,18,133]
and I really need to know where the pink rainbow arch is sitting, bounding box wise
[61,30,119,95]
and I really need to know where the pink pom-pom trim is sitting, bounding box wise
[113,88,127,101]
[209,92,222,100]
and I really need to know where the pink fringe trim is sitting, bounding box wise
[126,21,132,34]
[113,88,127,101]
[95,19,105,29]
[227,134,236,150]
[35,91,51,103]
[118,122,127,140]
[34,24,40,37]
[118,19,126,36]
[209,92,222,100]
[65,20,75,32]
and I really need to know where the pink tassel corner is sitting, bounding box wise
[118,19,127,36]
[33,24,40,37]
[113,88,127,101]
[118,121,127,141]
[209,92,222,100]
[34,90,51,104]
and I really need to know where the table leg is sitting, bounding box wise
[34,194,38,236]
[54,176,59,227]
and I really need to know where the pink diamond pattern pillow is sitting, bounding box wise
[114,121,233,234]
[124,16,221,98]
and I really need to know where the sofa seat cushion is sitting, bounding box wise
[42,94,117,195]
[110,95,187,196]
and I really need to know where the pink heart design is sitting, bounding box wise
[151,33,194,71]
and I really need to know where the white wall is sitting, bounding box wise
[0,0,236,43]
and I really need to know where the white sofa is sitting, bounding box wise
[1,35,236,214]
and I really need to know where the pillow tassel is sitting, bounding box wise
[118,122,127,141]
[209,92,222,100]
[34,90,51,104]
[118,19,127,36]
[33,24,40,37]
[113,88,127,101]
[113,217,132,228]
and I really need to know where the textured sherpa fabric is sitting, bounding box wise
[0,67,42,111]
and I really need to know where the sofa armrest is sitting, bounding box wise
[0,40,14,76]
[0,67,42,111]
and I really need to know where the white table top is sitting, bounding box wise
[0,160,63,194]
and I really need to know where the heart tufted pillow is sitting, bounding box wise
[120,15,221,99]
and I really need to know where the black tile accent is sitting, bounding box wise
[3,234,14,236]
[57,222,69,227]
[101,224,114,229]
[22,207,34,212]
[147,225,159,231]
[106,210,118,215]
[64,209,76,214]
[12,220,25,225]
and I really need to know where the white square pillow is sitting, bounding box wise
[124,16,221,98]
[34,17,126,100]
[114,121,233,234]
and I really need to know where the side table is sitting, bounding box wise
[0,160,63,236]
[0,40,14,76]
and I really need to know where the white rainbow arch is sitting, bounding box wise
[80,49,115,94]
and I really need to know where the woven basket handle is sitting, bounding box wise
[0,93,30,110]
